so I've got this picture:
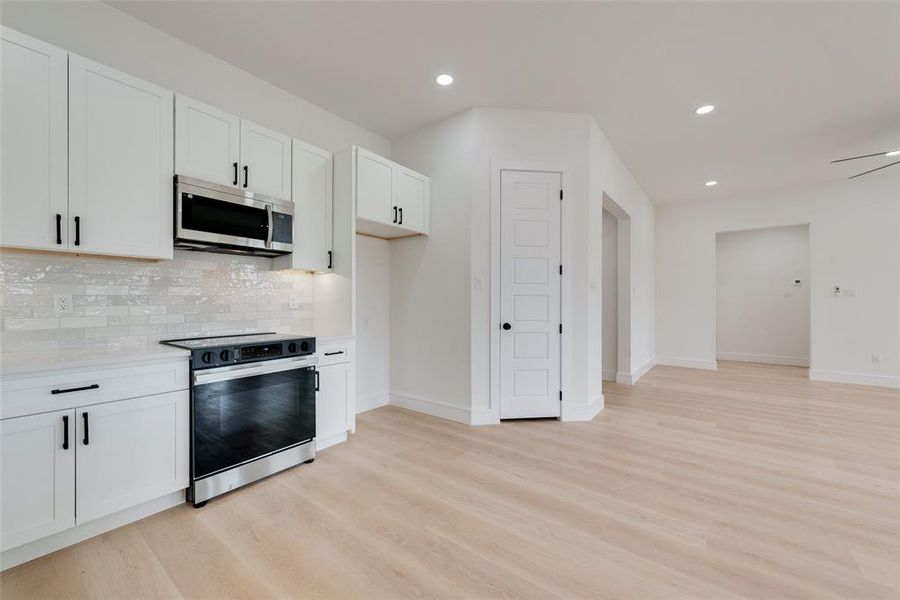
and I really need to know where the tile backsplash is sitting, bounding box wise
[0,249,313,354]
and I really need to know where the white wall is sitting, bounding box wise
[716,225,810,366]
[389,110,476,419]
[355,234,391,412]
[656,175,900,388]
[602,208,618,380]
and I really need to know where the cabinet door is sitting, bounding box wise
[240,119,291,201]
[175,94,240,187]
[395,166,429,234]
[356,148,394,225]
[316,363,350,443]
[68,55,174,259]
[75,391,188,525]
[291,139,333,271]
[0,27,68,251]
[0,409,75,551]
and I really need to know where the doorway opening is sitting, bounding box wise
[715,224,811,368]
[601,194,631,383]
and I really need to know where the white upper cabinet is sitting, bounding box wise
[353,147,430,239]
[0,27,68,251]
[274,139,333,272]
[0,409,75,552]
[240,120,291,201]
[175,94,241,187]
[68,54,174,260]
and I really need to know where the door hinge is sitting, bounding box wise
[559,189,563,200]
[559,323,562,334]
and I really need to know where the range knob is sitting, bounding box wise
[300,341,310,352]
[219,349,232,362]
[200,351,214,364]
[287,342,298,353]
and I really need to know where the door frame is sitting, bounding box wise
[490,160,571,422]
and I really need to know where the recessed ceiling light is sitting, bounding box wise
[705,180,718,187]
[436,74,454,86]
[886,150,900,157]
[694,104,715,115]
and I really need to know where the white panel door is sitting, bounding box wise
[291,139,333,271]
[0,409,75,551]
[395,166,429,234]
[68,55,174,259]
[356,147,393,225]
[316,362,350,443]
[175,94,240,187]
[0,27,68,251]
[240,119,291,200]
[76,391,188,524]
[500,170,561,419]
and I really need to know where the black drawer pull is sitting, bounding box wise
[74,215,81,246]
[327,250,333,270]
[55,214,62,244]
[62,415,69,450]
[82,412,89,445]
[51,383,99,395]
[399,207,403,225]
[315,370,320,391]
[243,165,249,188]
[323,351,344,356]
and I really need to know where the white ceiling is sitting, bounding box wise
[110,1,900,204]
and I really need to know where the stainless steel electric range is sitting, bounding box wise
[161,333,317,507]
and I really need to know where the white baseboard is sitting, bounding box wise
[616,357,657,385]
[809,369,900,390]
[390,392,472,425]
[656,356,718,371]
[717,352,808,367]
[469,409,500,426]
[1,490,184,571]
[602,369,617,382]
[316,430,348,451]
[356,390,390,414]
[562,394,604,422]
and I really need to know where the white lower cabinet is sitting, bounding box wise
[75,391,189,524]
[0,388,188,552]
[316,362,351,450]
[0,409,75,552]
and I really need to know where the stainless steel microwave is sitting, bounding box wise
[174,176,293,257]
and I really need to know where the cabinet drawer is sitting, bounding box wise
[315,341,352,366]
[1,360,189,420]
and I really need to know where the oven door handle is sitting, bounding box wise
[193,356,317,386]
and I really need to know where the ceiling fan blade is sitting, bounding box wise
[848,159,900,179]
[831,151,895,164]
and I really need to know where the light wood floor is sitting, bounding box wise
[2,361,899,599]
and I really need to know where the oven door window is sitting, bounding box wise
[192,366,316,479]
[181,193,268,241]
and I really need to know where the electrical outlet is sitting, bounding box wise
[289,296,300,310]
[872,353,882,365]
[54,293,73,315]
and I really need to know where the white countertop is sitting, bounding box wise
[0,345,191,377]
[0,333,354,377]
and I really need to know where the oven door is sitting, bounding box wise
[191,356,316,481]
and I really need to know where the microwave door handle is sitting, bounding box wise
[265,204,273,248]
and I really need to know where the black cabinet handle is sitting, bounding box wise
[399,207,403,225]
[315,370,320,392]
[82,412,89,446]
[233,162,238,186]
[243,165,248,188]
[62,415,69,450]
[51,383,99,395]
[393,206,398,224]
[55,214,62,245]
[502,322,512,330]
[323,351,344,356]
[327,250,333,270]
[74,216,81,246]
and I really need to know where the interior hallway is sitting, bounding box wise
[2,362,898,599]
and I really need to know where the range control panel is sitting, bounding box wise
[191,338,315,370]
